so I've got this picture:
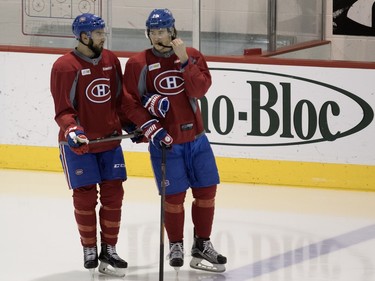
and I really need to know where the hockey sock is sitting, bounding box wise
[191,185,217,239]
[73,185,98,247]
[99,180,124,246]
[165,191,186,242]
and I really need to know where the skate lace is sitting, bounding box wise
[84,247,97,261]
[107,245,121,260]
[167,242,184,260]
[202,240,219,258]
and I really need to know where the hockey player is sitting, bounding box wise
[50,13,130,277]
[122,8,227,273]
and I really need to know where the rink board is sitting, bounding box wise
[1,144,374,191]
[1,49,375,191]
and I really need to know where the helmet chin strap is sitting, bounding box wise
[157,43,173,49]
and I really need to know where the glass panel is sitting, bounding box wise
[109,0,193,51]
[200,0,269,55]
[2,1,323,55]
[276,0,323,45]
[199,0,323,56]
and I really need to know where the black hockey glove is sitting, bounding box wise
[122,123,144,143]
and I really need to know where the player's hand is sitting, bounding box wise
[122,123,144,143]
[170,38,189,64]
[141,93,170,118]
[65,126,89,155]
[141,119,173,149]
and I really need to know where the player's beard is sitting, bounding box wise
[88,39,103,58]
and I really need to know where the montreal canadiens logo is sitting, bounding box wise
[154,70,185,95]
[86,78,111,103]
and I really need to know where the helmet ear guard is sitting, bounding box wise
[169,27,177,40]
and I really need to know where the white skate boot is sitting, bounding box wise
[167,241,184,272]
[190,237,227,273]
[98,243,128,277]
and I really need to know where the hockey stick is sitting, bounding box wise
[60,131,141,145]
[159,144,167,281]
[88,133,138,144]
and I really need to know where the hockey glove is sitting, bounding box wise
[122,123,144,143]
[141,119,173,149]
[141,93,170,118]
[65,126,89,155]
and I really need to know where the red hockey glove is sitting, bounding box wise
[65,126,89,155]
[141,93,170,118]
[141,119,173,149]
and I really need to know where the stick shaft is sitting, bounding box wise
[159,145,167,281]
[88,133,135,143]
[60,133,136,145]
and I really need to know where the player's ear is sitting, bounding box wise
[80,32,90,43]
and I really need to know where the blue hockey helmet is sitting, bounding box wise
[72,13,105,39]
[146,8,175,30]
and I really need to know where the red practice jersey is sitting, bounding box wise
[123,47,212,144]
[51,49,127,153]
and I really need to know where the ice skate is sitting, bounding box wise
[98,243,128,277]
[190,237,227,273]
[167,241,184,272]
[83,246,98,276]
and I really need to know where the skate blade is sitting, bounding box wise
[173,266,180,273]
[88,268,95,280]
[190,257,226,273]
[98,261,127,277]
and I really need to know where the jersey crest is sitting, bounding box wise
[154,70,184,95]
[86,78,111,103]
